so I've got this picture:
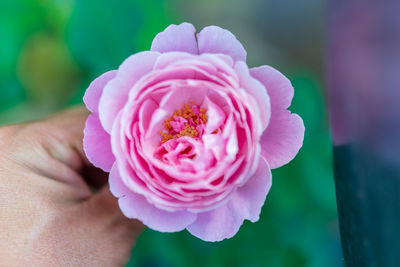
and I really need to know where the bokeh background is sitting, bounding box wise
[0,0,340,266]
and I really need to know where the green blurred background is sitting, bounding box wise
[0,0,340,266]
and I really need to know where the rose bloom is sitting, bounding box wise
[83,23,304,241]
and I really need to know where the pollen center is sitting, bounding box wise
[159,102,208,143]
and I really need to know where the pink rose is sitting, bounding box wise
[83,23,304,241]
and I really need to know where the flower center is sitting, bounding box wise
[159,102,208,143]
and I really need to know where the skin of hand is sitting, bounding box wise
[0,106,144,266]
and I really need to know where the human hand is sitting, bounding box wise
[0,106,143,266]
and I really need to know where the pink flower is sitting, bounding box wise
[83,22,304,242]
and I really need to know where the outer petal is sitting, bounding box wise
[197,25,247,62]
[260,110,305,169]
[250,65,294,110]
[119,195,197,232]
[98,51,160,133]
[187,158,271,241]
[83,114,115,172]
[109,163,131,198]
[186,200,243,242]
[233,157,272,222]
[83,70,117,113]
[151,22,198,54]
[250,66,304,169]
[113,162,197,232]
[235,62,271,131]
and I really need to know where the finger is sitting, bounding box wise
[2,106,93,194]
[83,185,145,234]
[43,106,109,189]
[41,105,91,170]
[82,185,145,249]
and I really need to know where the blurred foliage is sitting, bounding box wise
[0,0,173,123]
[18,32,81,107]
[0,0,340,266]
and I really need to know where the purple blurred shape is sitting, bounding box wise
[328,1,400,266]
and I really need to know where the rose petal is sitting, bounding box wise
[83,70,117,113]
[109,163,131,198]
[153,51,200,70]
[151,22,198,54]
[260,110,305,169]
[83,114,115,172]
[235,61,271,131]
[158,82,209,112]
[233,157,272,222]
[98,51,160,133]
[186,157,271,241]
[250,66,304,168]
[117,175,198,232]
[138,98,158,134]
[250,65,294,110]
[186,200,243,242]
[197,25,247,62]
[202,96,226,133]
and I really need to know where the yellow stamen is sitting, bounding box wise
[160,102,207,143]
